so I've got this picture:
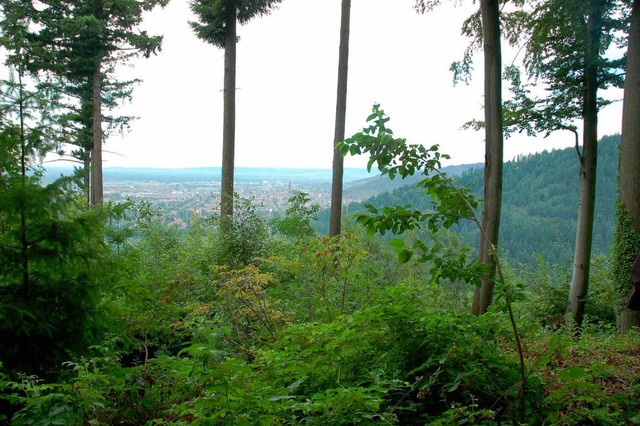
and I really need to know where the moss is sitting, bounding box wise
[611,201,640,306]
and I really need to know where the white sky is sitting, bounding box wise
[15,0,628,169]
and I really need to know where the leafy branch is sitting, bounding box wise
[338,104,481,282]
[340,104,528,421]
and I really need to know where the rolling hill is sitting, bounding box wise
[325,135,620,266]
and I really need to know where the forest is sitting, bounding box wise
[336,134,620,267]
[2,0,640,425]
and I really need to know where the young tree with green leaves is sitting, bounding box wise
[271,190,320,240]
[614,0,640,332]
[343,103,535,421]
[190,0,282,229]
[329,0,351,238]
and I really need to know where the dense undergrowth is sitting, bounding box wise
[1,192,640,425]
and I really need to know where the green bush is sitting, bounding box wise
[211,195,270,269]
[270,190,320,240]
[519,255,617,329]
[254,283,531,424]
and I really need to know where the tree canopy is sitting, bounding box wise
[190,0,282,47]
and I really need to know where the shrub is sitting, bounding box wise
[254,283,531,424]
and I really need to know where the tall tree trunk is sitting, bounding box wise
[329,0,351,238]
[220,7,237,231]
[615,0,640,332]
[84,151,91,205]
[90,62,103,206]
[472,0,504,316]
[17,63,29,299]
[566,2,602,328]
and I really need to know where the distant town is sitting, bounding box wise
[83,167,378,228]
[39,164,481,228]
[104,176,335,228]
[41,164,480,228]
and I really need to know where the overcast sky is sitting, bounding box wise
[19,0,627,169]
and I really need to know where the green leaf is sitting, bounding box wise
[367,158,375,173]
[389,238,405,249]
[398,249,413,264]
[559,366,586,381]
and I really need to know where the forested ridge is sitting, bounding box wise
[340,134,619,266]
[3,0,640,424]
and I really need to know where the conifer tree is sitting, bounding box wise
[1,0,167,205]
[190,0,282,228]
[0,35,109,375]
[329,0,352,238]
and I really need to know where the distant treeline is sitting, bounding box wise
[42,166,374,184]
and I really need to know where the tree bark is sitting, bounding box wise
[329,0,351,238]
[220,6,237,230]
[17,65,29,299]
[84,151,91,205]
[566,2,602,328]
[472,0,503,316]
[616,0,640,332]
[90,61,103,206]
